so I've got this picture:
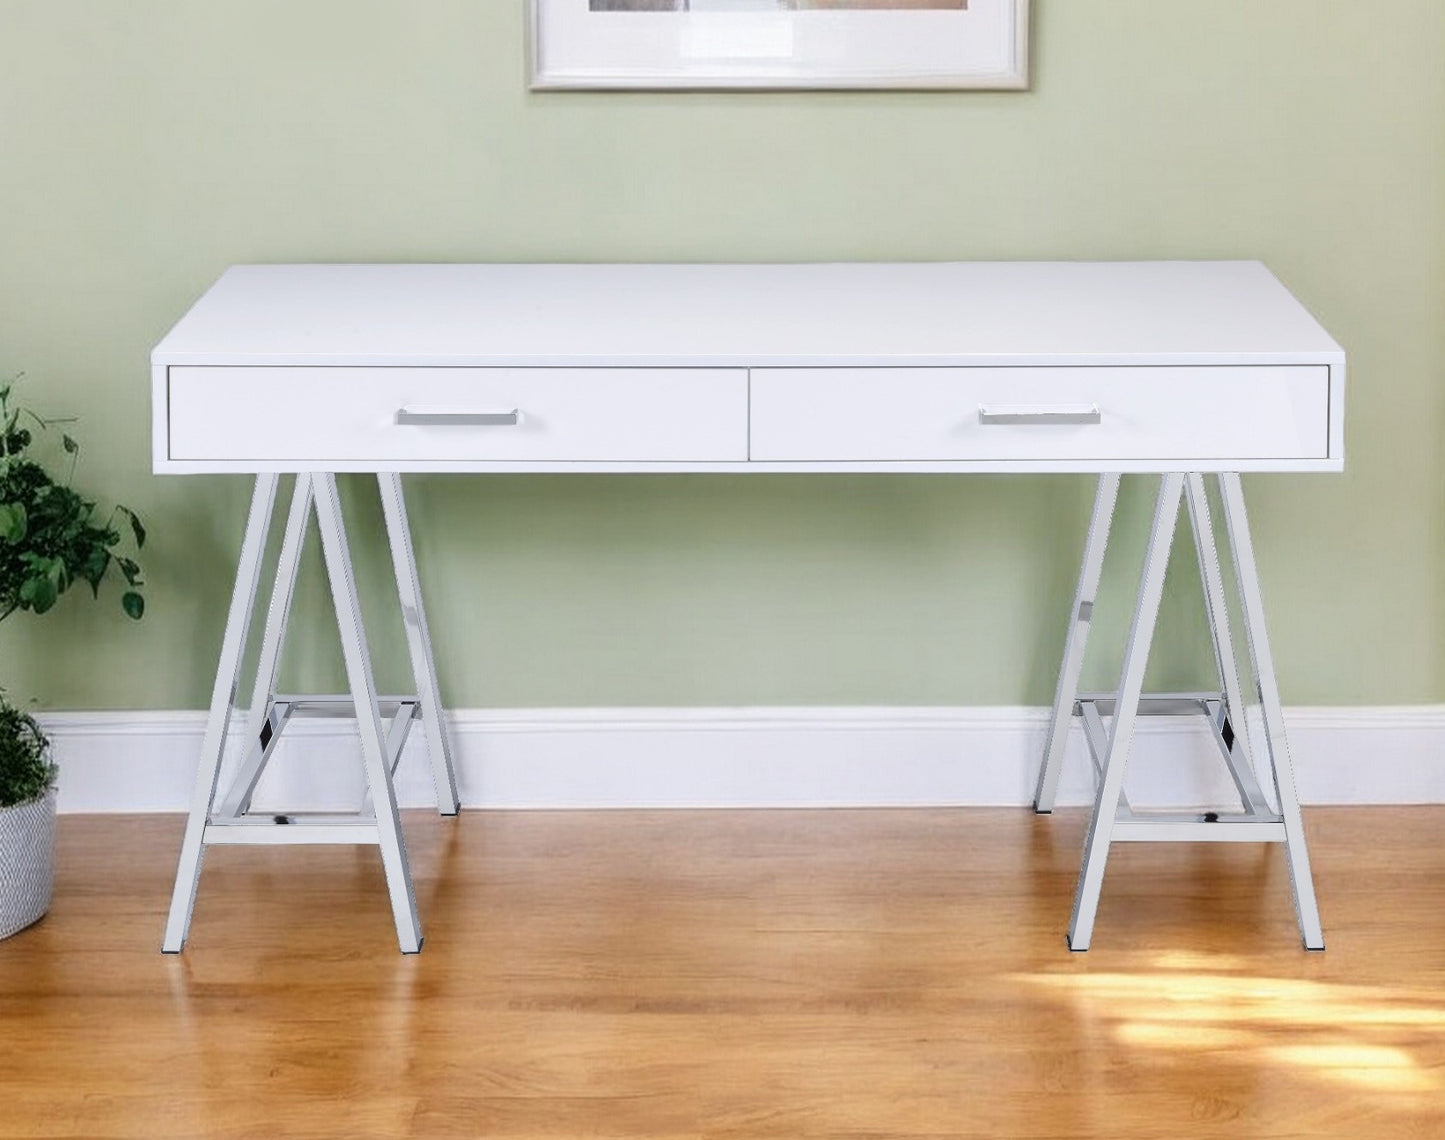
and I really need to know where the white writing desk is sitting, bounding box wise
[152,262,1344,954]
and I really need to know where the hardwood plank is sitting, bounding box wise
[0,808,1442,1139]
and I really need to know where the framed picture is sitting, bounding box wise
[529,0,1030,91]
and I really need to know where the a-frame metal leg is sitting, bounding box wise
[217,474,315,819]
[1047,470,1324,951]
[378,474,459,816]
[164,472,454,955]
[163,475,281,953]
[1218,474,1324,950]
[1036,473,1121,813]
[1185,474,1270,814]
[313,473,423,953]
[1068,473,1184,951]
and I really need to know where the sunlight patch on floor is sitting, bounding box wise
[1011,953,1445,1094]
[1259,1044,1438,1093]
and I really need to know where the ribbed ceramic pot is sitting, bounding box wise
[0,786,55,939]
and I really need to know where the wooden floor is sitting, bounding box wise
[2,807,1443,1139]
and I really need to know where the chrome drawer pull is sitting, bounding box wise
[395,406,521,427]
[978,404,1101,426]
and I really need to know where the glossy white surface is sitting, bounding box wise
[749,365,1329,463]
[168,366,749,464]
[152,262,1346,474]
[153,262,1343,368]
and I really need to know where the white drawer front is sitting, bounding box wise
[749,367,1330,463]
[168,367,749,463]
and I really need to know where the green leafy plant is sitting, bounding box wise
[0,700,53,808]
[0,379,147,808]
[0,382,145,622]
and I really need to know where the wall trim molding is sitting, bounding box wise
[41,704,1445,814]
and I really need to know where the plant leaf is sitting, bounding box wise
[23,573,57,613]
[124,507,146,548]
[0,502,26,542]
[121,591,144,620]
[61,434,78,455]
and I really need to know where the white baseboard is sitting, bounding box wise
[40,704,1445,814]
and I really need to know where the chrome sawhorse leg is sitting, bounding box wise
[1036,472,1324,952]
[162,472,459,955]
[1035,473,1121,813]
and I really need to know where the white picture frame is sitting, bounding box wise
[529,0,1030,91]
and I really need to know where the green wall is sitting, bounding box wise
[0,0,1441,709]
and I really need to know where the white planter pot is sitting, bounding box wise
[0,787,55,940]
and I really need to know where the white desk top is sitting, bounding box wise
[153,261,1344,370]
[153,261,1346,475]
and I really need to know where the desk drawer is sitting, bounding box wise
[749,367,1329,463]
[168,367,749,463]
